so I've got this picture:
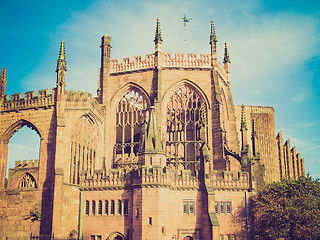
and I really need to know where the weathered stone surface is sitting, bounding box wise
[0,20,304,240]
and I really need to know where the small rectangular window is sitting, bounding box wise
[92,201,96,215]
[104,200,108,215]
[215,202,219,214]
[117,200,122,215]
[226,202,231,214]
[148,217,152,225]
[90,236,95,240]
[189,202,194,214]
[85,200,90,215]
[97,236,102,240]
[124,199,128,216]
[220,202,225,214]
[110,200,115,214]
[183,201,188,214]
[98,200,102,215]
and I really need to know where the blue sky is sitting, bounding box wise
[1,0,319,177]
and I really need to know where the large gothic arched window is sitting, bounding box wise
[19,173,37,188]
[70,116,100,184]
[166,85,207,173]
[114,89,148,168]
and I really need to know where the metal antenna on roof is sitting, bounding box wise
[183,14,192,56]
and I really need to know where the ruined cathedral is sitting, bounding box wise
[0,19,304,240]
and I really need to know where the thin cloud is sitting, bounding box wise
[20,0,319,103]
[8,143,39,153]
[290,91,309,104]
[304,145,320,152]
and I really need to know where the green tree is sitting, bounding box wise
[251,176,320,240]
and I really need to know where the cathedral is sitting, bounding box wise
[0,19,304,240]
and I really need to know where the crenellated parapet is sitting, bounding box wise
[207,171,250,190]
[80,165,251,191]
[14,159,39,168]
[109,52,214,74]
[80,169,127,189]
[277,131,305,180]
[66,90,105,115]
[132,167,198,190]
[110,54,155,73]
[162,53,211,68]
[80,166,199,190]
[1,89,55,112]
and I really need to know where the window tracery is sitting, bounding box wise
[18,173,36,188]
[70,116,100,184]
[114,89,148,168]
[166,85,207,175]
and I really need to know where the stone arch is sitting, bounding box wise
[68,229,78,239]
[107,232,125,240]
[69,114,101,184]
[163,81,209,175]
[110,83,151,169]
[109,82,151,108]
[18,172,37,188]
[183,236,194,240]
[0,119,42,144]
[161,79,210,110]
[0,119,42,189]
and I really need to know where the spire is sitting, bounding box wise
[140,106,164,154]
[209,20,217,44]
[223,42,231,64]
[58,41,66,61]
[154,18,163,52]
[241,104,247,131]
[251,119,258,156]
[0,68,7,101]
[0,68,7,83]
[56,41,67,86]
[241,104,248,150]
[209,20,218,67]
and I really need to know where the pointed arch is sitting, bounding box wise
[69,114,102,184]
[110,83,151,169]
[162,79,210,110]
[163,80,209,175]
[0,119,42,189]
[0,119,42,144]
[183,237,194,240]
[18,172,37,188]
[107,232,125,240]
[109,82,151,108]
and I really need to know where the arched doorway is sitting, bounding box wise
[183,236,194,240]
[107,232,125,240]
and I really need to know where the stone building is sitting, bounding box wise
[0,19,304,240]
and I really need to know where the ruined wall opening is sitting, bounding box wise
[70,115,100,184]
[6,126,40,188]
[166,85,207,176]
[113,89,149,168]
